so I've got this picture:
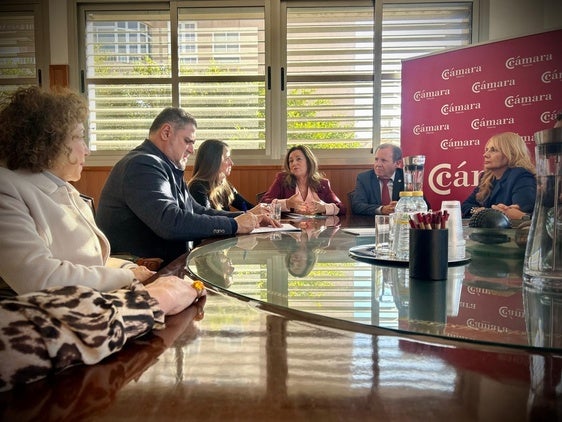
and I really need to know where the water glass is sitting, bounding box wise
[271,200,282,222]
[375,215,392,256]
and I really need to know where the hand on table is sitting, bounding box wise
[492,203,527,220]
[297,200,327,215]
[235,212,282,233]
[286,193,304,211]
[145,275,206,315]
[235,212,259,233]
[248,203,270,215]
[380,201,397,215]
[257,213,282,227]
[131,265,156,282]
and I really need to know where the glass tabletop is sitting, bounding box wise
[185,218,562,351]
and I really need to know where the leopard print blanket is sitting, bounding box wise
[0,281,164,391]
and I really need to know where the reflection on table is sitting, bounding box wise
[2,216,561,420]
[186,216,562,351]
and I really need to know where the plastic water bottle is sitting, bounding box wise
[411,191,428,214]
[392,191,427,260]
[392,191,414,260]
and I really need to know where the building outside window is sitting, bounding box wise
[0,2,48,95]
[179,22,197,65]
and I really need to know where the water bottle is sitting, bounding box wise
[392,191,428,260]
[411,190,428,214]
[392,191,415,260]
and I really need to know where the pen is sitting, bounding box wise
[409,211,448,230]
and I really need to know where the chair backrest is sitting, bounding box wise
[256,191,266,203]
[79,194,96,217]
[347,191,354,214]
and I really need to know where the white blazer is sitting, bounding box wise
[0,167,135,295]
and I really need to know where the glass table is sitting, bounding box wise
[186,216,562,351]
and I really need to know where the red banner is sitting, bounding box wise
[401,29,562,209]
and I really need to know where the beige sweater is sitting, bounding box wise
[0,167,135,295]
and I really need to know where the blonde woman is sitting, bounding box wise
[461,132,536,219]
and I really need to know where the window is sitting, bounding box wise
[380,3,473,143]
[283,4,375,150]
[80,4,266,152]
[213,32,241,63]
[179,22,197,64]
[76,1,475,163]
[91,21,151,62]
[177,6,266,151]
[82,8,171,151]
[0,2,48,95]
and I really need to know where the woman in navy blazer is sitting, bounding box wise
[188,139,254,211]
[261,145,346,215]
[461,132,536,219]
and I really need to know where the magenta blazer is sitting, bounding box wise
[261,172,346,215]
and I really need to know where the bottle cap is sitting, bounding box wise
[399,191,413,197]
[411,191,424,196]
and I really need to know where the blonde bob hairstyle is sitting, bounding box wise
[475,131,536,203]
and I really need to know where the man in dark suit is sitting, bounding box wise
[351,143,404,215]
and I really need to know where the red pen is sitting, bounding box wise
[441,210,449,229]
[416,213,424,229]
[409,216,417,228]
[424,213,432,230]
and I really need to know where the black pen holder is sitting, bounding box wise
[409,229,448,280]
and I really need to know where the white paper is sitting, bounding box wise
[250,223,301,234]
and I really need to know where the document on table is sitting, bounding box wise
[250,223,301,234]
[341,227,376,237]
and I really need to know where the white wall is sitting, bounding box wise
[487,0,562,40]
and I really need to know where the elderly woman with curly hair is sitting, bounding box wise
[261,145,346,215]
[461,131,536,220]
[0,86,204,302]
[0,86,209,391]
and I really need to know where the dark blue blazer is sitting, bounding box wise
[461,167,536,217]
[351,168,404,215]
[96,140,240,265]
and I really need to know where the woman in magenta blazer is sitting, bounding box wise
[261,145,346,215]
